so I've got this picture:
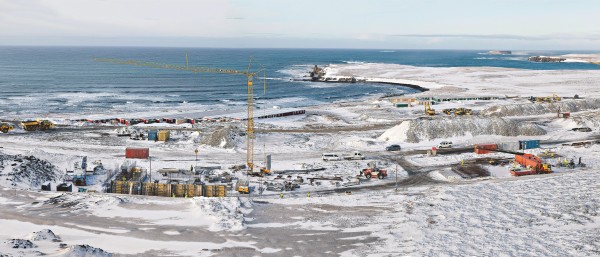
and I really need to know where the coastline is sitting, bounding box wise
[293,78,429,92]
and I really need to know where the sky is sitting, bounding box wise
[1,0,600,50]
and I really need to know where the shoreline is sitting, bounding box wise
[293,78,429,92]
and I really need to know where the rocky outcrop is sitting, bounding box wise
[528,56,566,63]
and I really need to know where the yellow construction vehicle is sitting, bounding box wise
[247,167,270,177]
[236,180,250,194]
[21,119,55,131]
[424,102,435,115]
[442,108,454,115]
[1,122,14,133]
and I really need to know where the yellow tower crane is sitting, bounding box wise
[94,57,267,174]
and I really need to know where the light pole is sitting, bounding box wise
[194,148,199,169]
[395,163,398,192]
[149,156,152,183]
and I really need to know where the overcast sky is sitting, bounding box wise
[1,0,599,49]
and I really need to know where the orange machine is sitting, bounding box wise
[510,154,552,176]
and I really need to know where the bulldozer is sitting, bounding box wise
[454,107,473,115]
[1,122,15,133]
[442,108,454,115]
[424,102,435,116]
[20,119,55,131]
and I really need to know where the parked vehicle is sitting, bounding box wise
[438,141,453,148]
[572,127,592,132]
[362,167,388,179]
[322,153,342,161]
[385,144,401,151]
[343,151,365,160]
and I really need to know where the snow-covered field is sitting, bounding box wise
[2,64,600,256]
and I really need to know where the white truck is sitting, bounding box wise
[343,151,365,160]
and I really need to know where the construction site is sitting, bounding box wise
[2,55,600,256]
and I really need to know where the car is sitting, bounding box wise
[385,144,401,151]
[572,127,592,132]
[438,141,453,148]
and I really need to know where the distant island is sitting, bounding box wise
[488,50,512,55]
[528,54,600,65]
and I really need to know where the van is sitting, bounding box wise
[322,153,342,161]
[438,141,453,148]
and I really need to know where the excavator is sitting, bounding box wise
[21,119,55,131]
[424,102,435,116]
[1,122,14,133]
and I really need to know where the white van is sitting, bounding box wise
[438,141,453,148]
[322,153,342,161]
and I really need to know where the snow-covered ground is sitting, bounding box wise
[2,64,600,256]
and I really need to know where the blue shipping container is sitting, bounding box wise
[519,140,540,150]
[148,130,158,141]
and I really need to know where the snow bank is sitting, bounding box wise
[0,153,62,189]
[199,125,244,149]
[482,98,600,117]
[379,118,545,143]
[42,193,252,232]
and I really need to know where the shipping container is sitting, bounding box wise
[175,119,187,125]
[519,140,540,150]
[394,103,409,108]
[474,144,497,154]
[148,130,158,141]
[125,147,149,159]
[498,142,520,152]
[158,130,170,141]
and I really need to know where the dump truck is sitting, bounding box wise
[343,151,365,160]
[20,120,55,131]
[1,122,14,133]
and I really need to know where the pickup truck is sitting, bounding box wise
[343,151,365,160]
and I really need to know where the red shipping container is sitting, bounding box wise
[125,148,149,159]
[474,144,497,154]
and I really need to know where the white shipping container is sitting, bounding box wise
[498,142,520,151]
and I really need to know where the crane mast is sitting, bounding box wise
[95,57,265,172]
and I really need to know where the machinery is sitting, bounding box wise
[473,145,551,176]
[1,122,14,133]
[247,167,270,177]
[236,180,250,194]
[442,108,473,116]
[362,167,388,179]
[510,154,552,176]
[96,56,266,175]
[21,119,55,131]
[424,102,435,116]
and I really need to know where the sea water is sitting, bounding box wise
[1,47,598,118]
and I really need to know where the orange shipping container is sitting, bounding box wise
[474,144,497,154]
[125,148,149,159]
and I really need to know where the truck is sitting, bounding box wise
[236,180,250,194]
[343,151,365,160]
[20,120,55,131]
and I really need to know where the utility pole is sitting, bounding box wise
[149,156,152,183]
[395,163,398,191]
[194,148,199,169]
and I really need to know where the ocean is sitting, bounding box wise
[1,47,599,118]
